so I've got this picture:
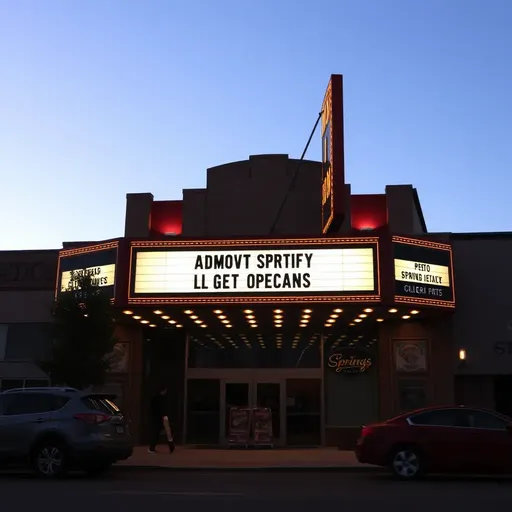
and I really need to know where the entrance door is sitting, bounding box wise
[253,382,282,445]
[221,380,284,446]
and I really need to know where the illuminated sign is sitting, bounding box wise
[321,74,345,234]
[393,237,454,306]
[60,264,116,292]
[129,238,379,304]
[328,349,373,374]
[56,243,118,299]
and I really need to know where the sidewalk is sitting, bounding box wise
[116,446,377,471]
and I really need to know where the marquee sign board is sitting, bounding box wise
[55,242,118,299]
[128,237,380,305]
[393,236,455,307]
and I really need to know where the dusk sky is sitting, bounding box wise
[1,0,511,250]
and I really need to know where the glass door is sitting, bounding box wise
[221,381,251,443]
[253,381,284,446]
[221,380,285,446]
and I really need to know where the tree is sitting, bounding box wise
[44,274,118,390]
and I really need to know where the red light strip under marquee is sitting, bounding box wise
[392,235,455,309]
[128,237,381,305]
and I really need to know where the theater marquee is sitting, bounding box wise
[393,236,455,308]
[128,238,380,304]
[56,242,118,300]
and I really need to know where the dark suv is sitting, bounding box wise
[0,387,133,477]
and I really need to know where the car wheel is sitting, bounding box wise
[390,447,423,480]
[32,441,68,478]
[84,462,112,477]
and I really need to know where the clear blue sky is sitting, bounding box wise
[1,0,511,250]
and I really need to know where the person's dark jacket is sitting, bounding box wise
[150,393,167,422]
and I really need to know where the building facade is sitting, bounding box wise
[48,154,460,448]
[0,250,56,391]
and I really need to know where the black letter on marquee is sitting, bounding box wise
[194,255,203,270]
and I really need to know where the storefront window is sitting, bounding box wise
[0,379,24,392]
[398,379,428,413]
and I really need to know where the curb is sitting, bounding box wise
[114,464,383,473]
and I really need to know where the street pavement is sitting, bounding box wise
[1,468,512,510]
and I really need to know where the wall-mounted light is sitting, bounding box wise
[458,349,467,361]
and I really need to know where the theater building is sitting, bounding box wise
[54,153,457,448]
[48,75,464,448]
[19,73,512,448]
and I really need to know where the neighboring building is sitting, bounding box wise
[452,233,512,417]
[0,250,56,390]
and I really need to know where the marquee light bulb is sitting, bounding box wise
[213,310,223,314]
[184,310,193,315]
[333,308,343,313]
[359,314,367,318]
[176,324,183,328]
[274,314,283,319]
[410,310,420,315]
[161,315,170,320]
[402,315,411,320]
[354,318,362,323]
[364,308,373,313]
[168,320,177,324]
[218,315,227,320]
[123,310,133,315]
[303,309,312,313]
[389,308,398,313]
[376,318,384,322]
[274,309,283,314]
[153,310,163,315]
[244,309,253,314]
[149,324,157,328]
[141,320,149,324]
[133,315,141,320]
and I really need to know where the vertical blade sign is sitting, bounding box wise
[321,75,345,233]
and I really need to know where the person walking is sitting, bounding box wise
[148,385,175,454]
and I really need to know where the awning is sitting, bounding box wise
[0,361,49,380]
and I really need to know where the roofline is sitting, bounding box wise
[412,188,428,233]
[450,232,512,240]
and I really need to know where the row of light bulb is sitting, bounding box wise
[213,309,233,328]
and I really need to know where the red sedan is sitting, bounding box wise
[355,405,512,480]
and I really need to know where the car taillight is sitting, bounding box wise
[74,413,111,424]
[361,425,374,438]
